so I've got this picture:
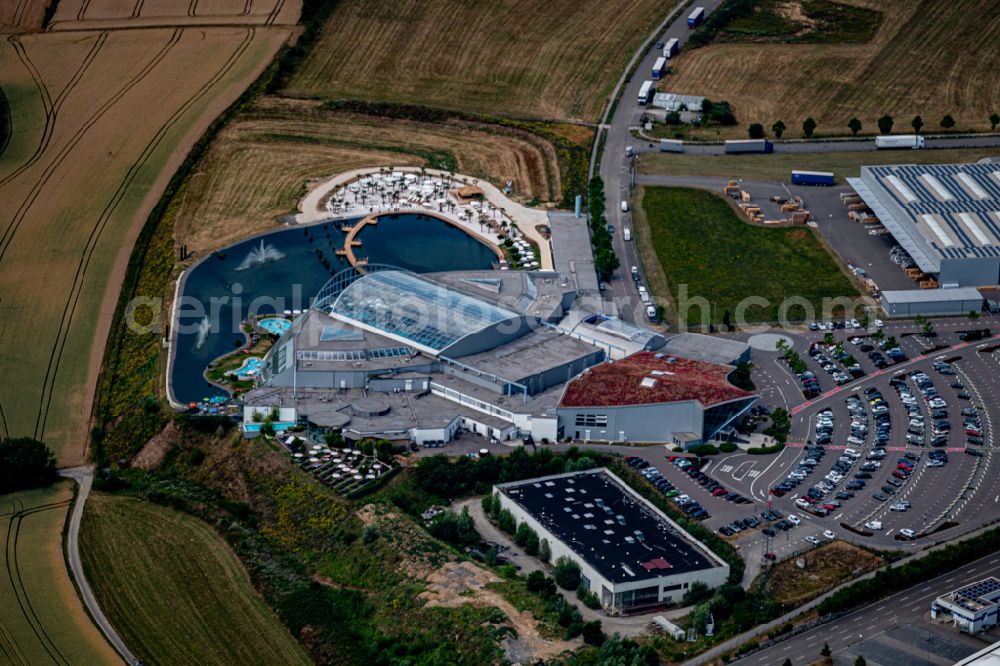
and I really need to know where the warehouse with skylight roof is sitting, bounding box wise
[848,163,1000,287]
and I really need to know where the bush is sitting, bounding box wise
[428,507,480,547]
[689,444,719,456]
[719,442,738,453]
[582,620,606,646]
[553,557,582,590]
[747,123,765,139]
[498,509,517,534]
[0,438,58,493]
[577,584,601,609]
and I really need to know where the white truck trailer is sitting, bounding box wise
[875,135,925,150]
[659,139,684,153]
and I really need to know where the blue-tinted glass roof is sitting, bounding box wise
[329,270,518,353]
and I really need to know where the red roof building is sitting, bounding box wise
[559,352,751,409]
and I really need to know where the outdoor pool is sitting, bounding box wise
[232,356,264,380]
[258,317,292,336]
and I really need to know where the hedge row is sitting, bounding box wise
[818,526,1000,615]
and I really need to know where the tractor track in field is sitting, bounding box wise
[0,28,178,260]
[34,26,256,442]
[4,500,74,666]
[265,0,285,25]
[0,28,183,441]
[0,31,107,189]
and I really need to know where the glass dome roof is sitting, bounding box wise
[329,270,519,353]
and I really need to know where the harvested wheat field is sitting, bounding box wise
[286,0,673,121]
[0,482,120,665]
[0,0,47,33]
[50,0,300,30]
[0,26,291,464]
[174,97,568,254]
[669,0,1000,137]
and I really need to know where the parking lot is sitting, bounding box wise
[720,320,1000,556]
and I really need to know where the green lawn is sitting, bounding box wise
[639,147,1000,184]
[80,494,311,666]
[638,187,859,326]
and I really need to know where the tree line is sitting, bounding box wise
[748,112,1000,139]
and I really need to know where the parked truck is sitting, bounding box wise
[724,139,773,154]
[687,6,705,28]
[637,80,654,106]
[791,170,835,186]
[659,138,684,153]
[652,57,668,81]
[875,135,925,150]
[663,37,679,58]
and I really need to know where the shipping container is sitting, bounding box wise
[875,135,925,150]
[724,139,773,154]
[663,38,679,58]
[687,6,705,28]
[652,56,667,80]
[659,138,684,153]
[791,170,835,186]
[637,80,654,105]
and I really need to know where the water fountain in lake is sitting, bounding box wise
[235,239,285,271]
[194,316,211,350]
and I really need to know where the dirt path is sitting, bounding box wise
[457,497,693,637]
[60,466,136,664]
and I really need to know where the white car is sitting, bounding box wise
[823,530,836,539]
[806,535,822,545]
[900,528,916,540]
[851,319,861,329]
[865,520,882,530]
[795,498,811,509]
[875,319,884,328]
[890,503,909,512]
[787,514,801,526]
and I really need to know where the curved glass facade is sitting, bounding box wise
[330,270,519,353]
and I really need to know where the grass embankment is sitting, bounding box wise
[285,0,672,121]
[758,541,885,606]
[173,97,589,254]
[80,493,311,666]
[0,482,119,665]
[668,0,1000,138]
[637,186,858,326]
[715,0,882,44]
[639,147,1000,184]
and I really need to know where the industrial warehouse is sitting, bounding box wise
[241,266,756,446]
[493,468,730,613]
[848,163,1000,288]
[933,577,1000,634]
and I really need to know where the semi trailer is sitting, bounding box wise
[659,139,684,153]
[663,38,679,58]
[875,135,925,150]
[724,139,773,154]
[791,170,835,186]
[687,6,705,27]
[652,56,667,80]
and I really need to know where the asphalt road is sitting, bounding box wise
[730,550,1000,666]
[632,134,1000,156]
[598,0,724,323]
[60,466,135,665]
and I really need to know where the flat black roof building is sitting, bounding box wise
[497,469,718,585]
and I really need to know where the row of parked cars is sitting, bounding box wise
[809,343,861,384]
[668,455,752,505]
[770,442,826,497]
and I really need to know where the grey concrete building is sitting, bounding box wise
[881,287,984,318]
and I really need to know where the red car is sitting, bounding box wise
[667,455,679,462]
[893,470,909,479]
[821,503,836,511]
[764,553,777,561]
[712,488,728,497]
